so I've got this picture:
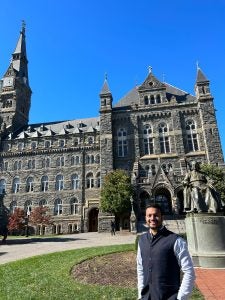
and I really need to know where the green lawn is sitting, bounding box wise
[0,244,203,300]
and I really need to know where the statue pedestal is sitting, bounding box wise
[185,213,225,268]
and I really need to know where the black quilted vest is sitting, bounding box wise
[138,227,180,300]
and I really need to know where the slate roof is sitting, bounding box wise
[5,117,100,140]
[114,82,196,107]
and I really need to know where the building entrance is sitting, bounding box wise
[88,208,99,232]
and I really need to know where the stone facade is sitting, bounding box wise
[0,26,224,234]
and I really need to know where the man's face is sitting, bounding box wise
[145,207,163,231]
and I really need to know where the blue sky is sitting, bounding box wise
[0,0,225,153]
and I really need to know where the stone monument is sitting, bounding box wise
[184,161,225,268]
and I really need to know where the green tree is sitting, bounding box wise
[200,163,225,204]
[100,169,133,214]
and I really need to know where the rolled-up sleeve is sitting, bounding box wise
[137,243,144,299]
[174,237,196,300]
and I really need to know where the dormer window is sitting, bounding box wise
[59,140,65,148]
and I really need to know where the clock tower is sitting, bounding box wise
[0,22,32,135]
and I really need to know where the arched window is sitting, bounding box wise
[56,157,64,167]
[144,96,149,105]
[156,94,161,103]
[45,140,51,148]
[143,124,154,155]
[86,173,94,188]
[86,155,90,164]
[151,165,156,175]
[95,154,100,164]
[159,123,170,153]
[10,201,17,213]
[18,143,24,151]
[31,142,37,150]
[28,159,35,169]
[70,198,79,215]
[55,175,64,191]
[186,119,199,152]
[117,128,128,157]
[39,199,47,207]
[54,199,62,215]
[41,176,49,192]
[59,140,65,148]
[24,200,32,214]
[96,172,101,188]
[13,161,18,170]
[26,177,34,192]
[74,138,79,146]
[0,179,6,194]
[75,156,80,165]
[12,178,20,193]
[90,155,94,164]
[71,174,79,190]
[150,95,155,104]
[88,137,94,144]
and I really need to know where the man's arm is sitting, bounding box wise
[137,243,144,300]
[174,237,196,300]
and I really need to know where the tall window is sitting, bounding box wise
[159,123,170,153]
[55,175,64,191]
[54,199,62,215]
[186,119,199,152]
[59,140,65,148]
[41,176,49,192]
[56,157,65,167]
[118,128,128,157]
[143,124,154,155]
[71,174,79,190]
[26,177,34,192]
[13,161,22,170]
[45,140,51,148]
[95,154,100,164]
[28,159,35,169]
[70,198,79,215]
[10,201,17,213]
[86,173,94,188]
[24,200,32,214]
[0,179,6,194]
[31,142,37,150]
[39,199,47,207]
[96,172,101,188]
[12,178,20,193]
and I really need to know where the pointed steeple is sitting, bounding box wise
[195,65,211,99]
[99,74,113,111]
[0,22,32,134]
[100,74,111,95]
[11,20,29,86]
[196,66,209,84]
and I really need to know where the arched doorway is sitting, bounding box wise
[154,187,172,214]
[88,208,99,232]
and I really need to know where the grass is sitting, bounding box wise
[0,244,203,300]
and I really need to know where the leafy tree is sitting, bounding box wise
[29,206,53,227]
[100,169,133,214]
[8,208,26,233]
[200,163,225,205]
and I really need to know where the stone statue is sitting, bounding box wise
[183,161,223,213]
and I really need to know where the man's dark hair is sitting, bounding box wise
[145,203,164,215]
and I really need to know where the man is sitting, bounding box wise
[137,204,195,300]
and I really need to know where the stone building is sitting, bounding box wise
[0,26,224,234]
